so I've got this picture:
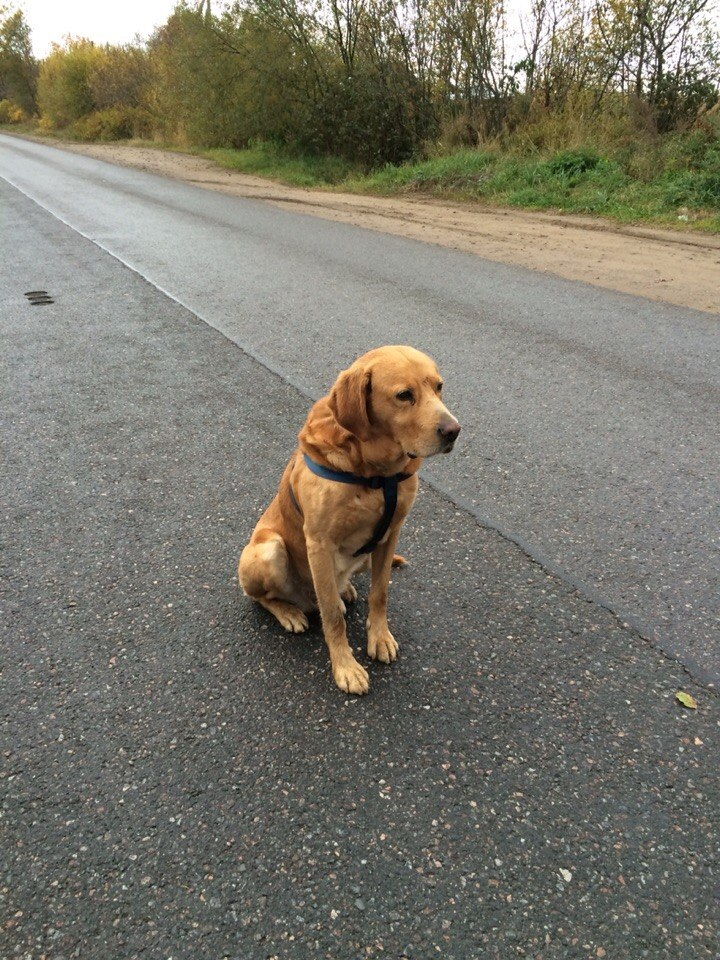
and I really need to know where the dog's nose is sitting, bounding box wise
[438,419,461,443]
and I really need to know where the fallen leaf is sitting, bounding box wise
[676,691,697,710]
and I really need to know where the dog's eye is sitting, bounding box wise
[396,390,414,403]
[437,382,444,393]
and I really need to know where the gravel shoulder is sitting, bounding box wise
[15,133,720,315]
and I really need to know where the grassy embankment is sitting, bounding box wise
[207,137,720,232]
[4,122,720,232]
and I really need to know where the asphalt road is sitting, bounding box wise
[0,134,718,689]
[1,148,719,958]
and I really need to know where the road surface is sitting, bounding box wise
[1,137,718,958]
[1,134,718,688]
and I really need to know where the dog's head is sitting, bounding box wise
[329,345,460,459]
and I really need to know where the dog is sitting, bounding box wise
[238,345,460,694]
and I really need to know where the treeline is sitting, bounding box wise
[1,0,719,167]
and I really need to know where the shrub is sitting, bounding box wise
[88,44,150,112]
[547,148,601,178]
[664,170,720,209]
[69,105,153,141]
[0,97,23,122]
[37,40,103,127]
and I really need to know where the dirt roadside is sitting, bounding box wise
[25,136,720,314]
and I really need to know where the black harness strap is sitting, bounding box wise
[290,453,412,556]
[289,481,303,517]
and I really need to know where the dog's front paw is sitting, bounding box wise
[333,656,370,695]
[367,627,399,664]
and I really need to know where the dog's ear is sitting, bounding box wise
[330,365,373,441]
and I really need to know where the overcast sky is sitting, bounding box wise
[21,0,180,57]
[21,0,532,59]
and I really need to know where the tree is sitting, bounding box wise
[593,0,719,127]
[88,43,151,112]
[0,6,37,113]
[37,40,105,127]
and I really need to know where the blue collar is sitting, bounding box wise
[291,453,413,556]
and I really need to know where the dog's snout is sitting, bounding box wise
[438,419,461,443]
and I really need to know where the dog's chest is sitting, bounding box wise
[337,484,414,558]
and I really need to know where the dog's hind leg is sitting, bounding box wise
[238,530,309,634]
[257,597,309,633]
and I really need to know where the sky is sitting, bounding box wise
[19,0,538,59]
[19,0,181,57]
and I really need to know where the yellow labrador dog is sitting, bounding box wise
[238,346,460,694]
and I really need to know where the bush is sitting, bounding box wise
[37,40,102,127]
[664,170,720,209]
[547,148,601,178]
[0,98,24,122]
[88,45,150,112]
[36,39,152,134]
[69,105,153,141]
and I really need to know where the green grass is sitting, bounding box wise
[202,137,720,232]
[348,149,496,195]
[348,143,720,231]
[203,142,355,187]
[3,122,719,232]
[0,120,46,137]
